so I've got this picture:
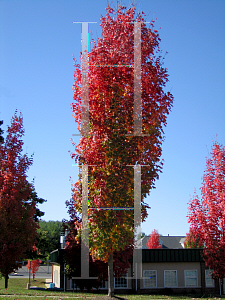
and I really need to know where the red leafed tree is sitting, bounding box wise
[147,229,162,249]
[0,112,38,288]
[71,4,173,296]
[27,246,40,279]
[187,142,225,286]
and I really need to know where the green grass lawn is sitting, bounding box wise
[0,278,224,300]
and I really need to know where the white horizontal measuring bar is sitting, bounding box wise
[72,164,150,166]
[88,207,137,210]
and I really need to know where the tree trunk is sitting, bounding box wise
[108,254,114,297]
[4,272,8,289]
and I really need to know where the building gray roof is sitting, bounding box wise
[135,235,186,249]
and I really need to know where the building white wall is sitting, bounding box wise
[52,264,60,288]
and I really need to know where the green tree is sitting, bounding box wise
[28,185,46,222]
[184,227,203,249]
[37,220,63,260]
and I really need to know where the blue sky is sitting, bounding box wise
[0,0,224,236]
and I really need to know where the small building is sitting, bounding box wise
[50,248,220,295]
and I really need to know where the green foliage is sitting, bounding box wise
[184,237,202,249]
[184,229,204,249]
[28,185,47,222]
[36,220,63,260]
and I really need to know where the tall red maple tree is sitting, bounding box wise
[0,112,38,288]
[147,229,162,249]
[71,4,173,296]
[187,142,225,287]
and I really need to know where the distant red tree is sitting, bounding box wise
[147,229,162,249]
[187,142,225,286]
[0,112,38,288]
[27,246,40,279]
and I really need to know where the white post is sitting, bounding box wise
[134,22,142,136]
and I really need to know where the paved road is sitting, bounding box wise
[9,265,52,279]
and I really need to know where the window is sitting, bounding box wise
[114,273,128,288]
[184,270,197,287]
[143,270,157,288]
[70,279,77,290]
[205,270,214,287]
[164,270,177,287]
[99,280,107,289]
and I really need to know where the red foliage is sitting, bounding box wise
[70,3,173,295]
[0,112,38,287]
[71,3,173,261]
[147,229,162,249]
[187,142,225,279]
[27,246,40,279]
